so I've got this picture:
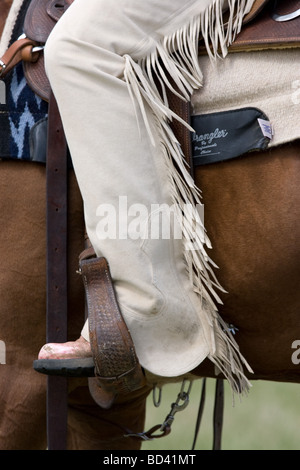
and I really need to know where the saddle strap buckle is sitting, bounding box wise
[124,379,192,441]
[159,379,192,432]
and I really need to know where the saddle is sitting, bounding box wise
[2,0,300,100]
[1,0,299,451]
[0,0,72,100]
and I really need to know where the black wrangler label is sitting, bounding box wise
[191,107,272,165]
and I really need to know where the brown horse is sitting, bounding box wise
[0,0,299,450]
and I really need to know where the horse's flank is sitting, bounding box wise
[193,141,300,383]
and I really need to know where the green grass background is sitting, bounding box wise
[141,379,300,450]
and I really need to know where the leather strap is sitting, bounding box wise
[79,255,146,409]
[0,37,39,77]
[167,90,193,175]
[46,92,69,450]
[243,0,270,24]
[212,379,224,450]
[231,0,300,52]
[192,378,207,450]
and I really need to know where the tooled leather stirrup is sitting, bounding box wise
[79,249,146,409]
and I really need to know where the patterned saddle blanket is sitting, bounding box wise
[0,0,48,162]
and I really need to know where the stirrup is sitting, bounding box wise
[79,254,146,409]
[33,356,95,377]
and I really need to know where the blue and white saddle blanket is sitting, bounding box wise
[0,0,48,162]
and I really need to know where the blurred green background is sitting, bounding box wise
[141,379,300,450]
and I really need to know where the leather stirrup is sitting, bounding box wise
[79,250,146,409]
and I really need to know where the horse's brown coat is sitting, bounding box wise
[0,160,150,450]
[193,142,300,383]
[0,1,299,449]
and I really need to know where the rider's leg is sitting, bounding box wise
[38,0,253,388]
[39,0,215,378]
